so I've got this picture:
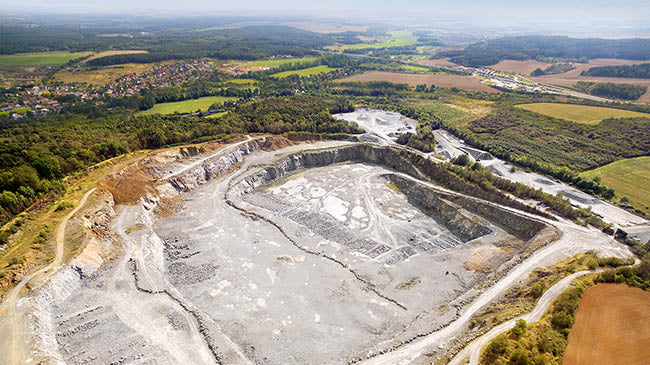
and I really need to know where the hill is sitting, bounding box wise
[443,36,650,67]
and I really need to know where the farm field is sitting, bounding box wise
[244,56,317,68]
[416,58,458,67]
[271,65,338,78]
[581,156,650,215]
[0,51,92,68]
[564,284,650,365]
[340,31,417,50]
[401,65,430,72]
[515,103,650,124]
[54,63,154,85]
[137,96,239,115]
[489,59,553,75]
[335,71,499,93]
[82,50,148,62]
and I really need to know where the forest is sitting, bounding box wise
[573,81,648,101]
[1,25,331,63]
[443,36,650,67]
[581,63,650,79]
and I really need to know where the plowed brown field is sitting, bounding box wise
[335,71,499,93]
[563,284,650,365]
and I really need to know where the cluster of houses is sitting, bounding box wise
[2,59,222,118]
[104,59,217,97]
[1,86,64,119]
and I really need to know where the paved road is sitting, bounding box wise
[2,188,96,365]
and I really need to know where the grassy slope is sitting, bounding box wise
[137,96,239,115]
[271,65,338,78]
[0,51,93,67]
[581,156,650,215]
[516,103,650,124]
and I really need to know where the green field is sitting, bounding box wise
[581,156,650,215]
[137,96,239,115]
[205,111,228,119]
[0,51,93,67]
[516,103,650,124]
[271,65,339,78]
[341,31,418,50]
[0,108,31,116]
[225,78,257,85]
[245,57,317,68]
[401,65,430,72]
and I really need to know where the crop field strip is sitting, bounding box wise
[515,103,650,124]
[271,65,339,78]
[0,51,93,67]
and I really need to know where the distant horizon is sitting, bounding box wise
[2,0,649,26]
[2,14,650,40]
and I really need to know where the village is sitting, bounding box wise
[0,58,270,119]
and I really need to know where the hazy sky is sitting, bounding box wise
[2,0,649,25]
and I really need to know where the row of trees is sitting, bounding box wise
[530,63,575,76]
[574,81,648,100]
[581,63,650,79]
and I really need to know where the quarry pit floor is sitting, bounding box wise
[0,136,634,365]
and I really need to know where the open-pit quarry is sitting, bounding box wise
[0,110,637,365]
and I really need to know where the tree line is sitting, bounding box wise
[581,63,650,79]
[574,81,648,101]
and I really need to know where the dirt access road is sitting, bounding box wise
[1,188,96,365]
[447,269,602,365]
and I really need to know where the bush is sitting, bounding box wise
[509,347,531,365]
[55,201,75,211]
[484,335,509,362]
[530,282,545,299]
[550,311,573,331]
[452,153,471,166]
[510,319,528,338]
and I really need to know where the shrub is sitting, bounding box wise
[550,311,573,331]
[530,281,545,299]
[509,347,531,365]
[55,201,75,211]
[484,334,509,362]
[510,319,528,338]
[452,153,471,166]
